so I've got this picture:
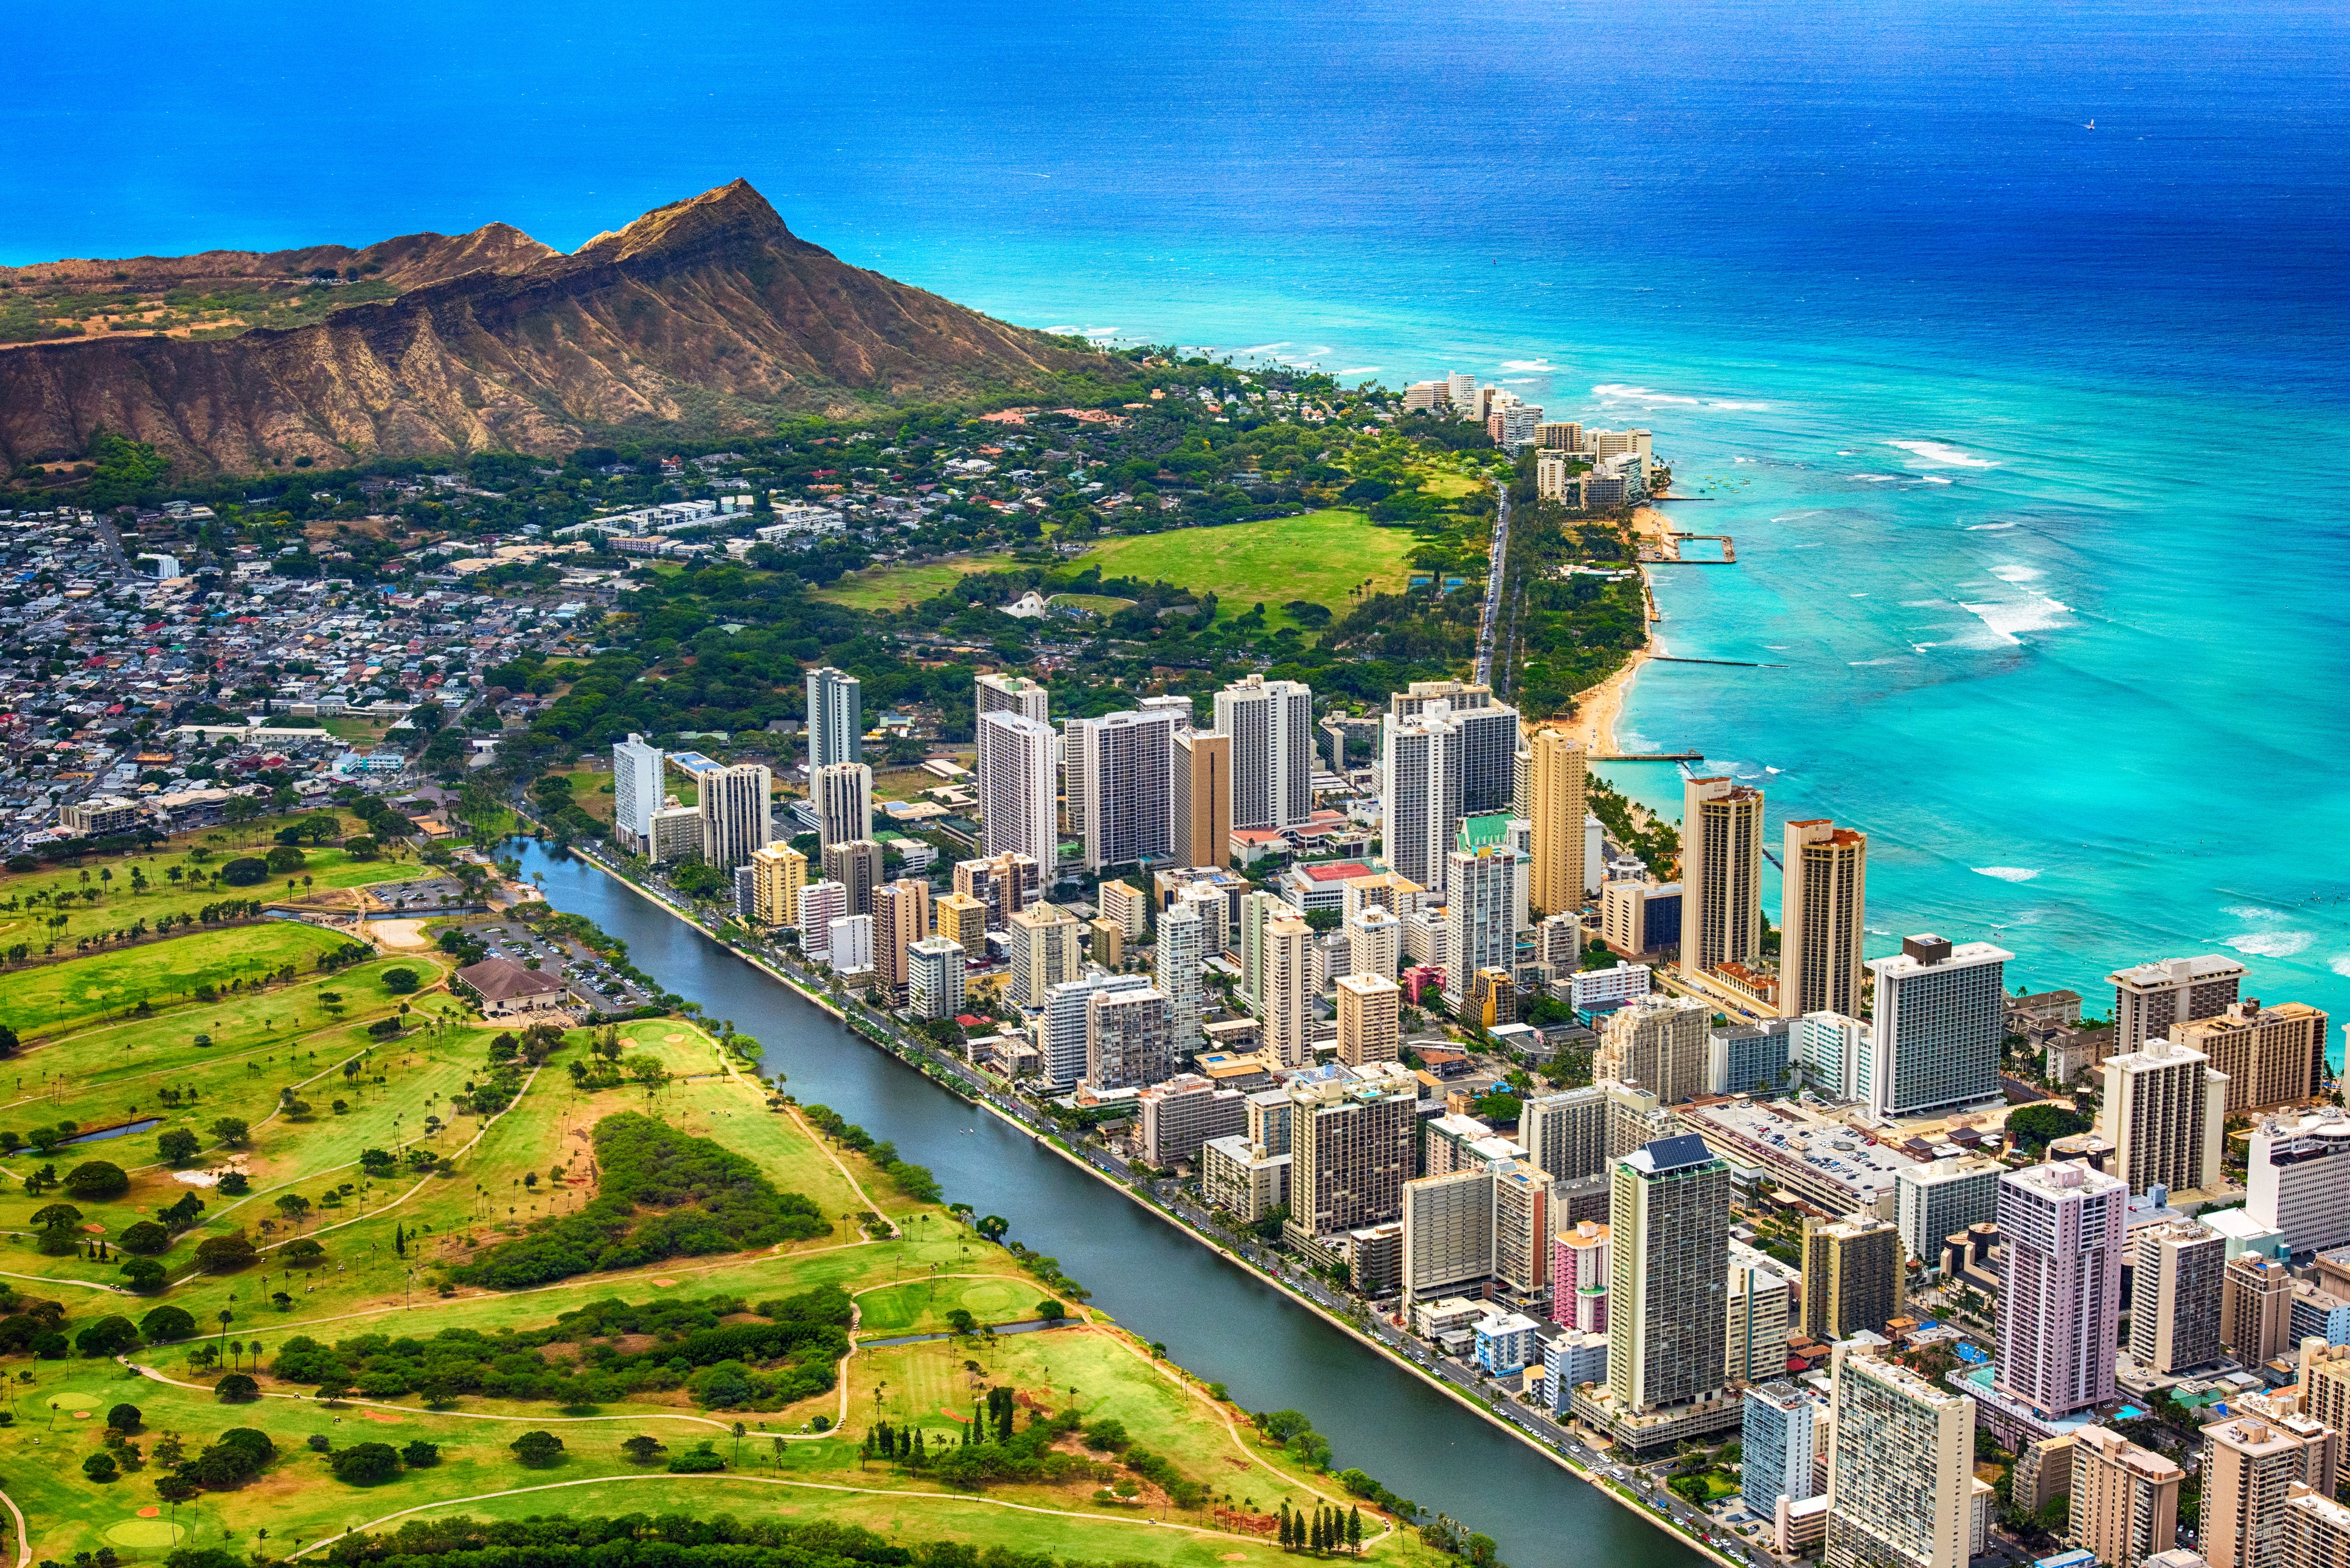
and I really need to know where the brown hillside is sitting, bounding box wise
[0,180,1102,473]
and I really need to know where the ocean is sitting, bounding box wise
[10,0,2349,1042]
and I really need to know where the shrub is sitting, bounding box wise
[63,1160,130,1200]
[382,967,420,994]
[400,1440,439,1467]
[451,1113,827,1289]
[667,1444,726,1473]
[194,1234,258,1272]
[510,1431,565,1466]
[330,1441,402,1483]
[74,1316,139,1356]
[214,1373,259,1402]
[156,1129,201,1166]
[117,1221,170,1255]
[82,1452,118,1482]
[1036,1298,1066,1321]
[106,1402,141,1432]
[367,1018,401,1040]
[217,1171,251,1195]
[218,858,268,887]
[140,1305,196,1342]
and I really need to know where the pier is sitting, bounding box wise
[1639,531,1737,564]
[1652,655,1787,668]
[1594,751,1703,762]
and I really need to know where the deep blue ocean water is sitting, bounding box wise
[11,0,2349,1044]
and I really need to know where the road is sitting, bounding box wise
[1472,477,1509,686]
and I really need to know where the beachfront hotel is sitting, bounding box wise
[1778,817,1867,1020]
[1680,774,1765,980]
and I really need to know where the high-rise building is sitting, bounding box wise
[2103,1033,2230,1195]
[1287,1067,1418,1237]
[1007,902,1084,1007]
[1865,934,2012,1119]
[1728,1237,1795,1385]
[1135,1075,1246,1167]
[1347,905,1402,980]
[2201,1416,2329,1568]
[978,712,1057,867]
[1389,681,1518,814]
[1996,1161,2126,1423]
[1595,994,1713,1107]
[934,891,988,956]
[1895,1152,2004,1266]
[812,761,872,849]
[1237,889,1292,1013]
[698,763,772,870]
[1068,707,1181,871]
[1680,775,1764,979]
[1215,675,1313,831]
[1401,1165,1496,1302]
[1172,730,1233,869]
[1335,973,1400,1066]
[1779,819,1867,1020]
[1522,1087,1611,1184]
[2300,1342,2350,1459]
[822,838,883,917]
[953,852,1039,931]
[1097,879,1149,938]
[1743,1382,1820,1515]
[1380,709,1460,892]
[796,881,847,962]
[1492,1162,1554,1296]
[746,842,807,928]
[1442,843,1520,1010]
[1608,1134,1731,1416]
[1526,728,1587,919]
[805,666,862,768]
[1802,1214,1903,1341]
[611,734,664,852]
[974,672,1049,817]
[1261,915,1316,1068]
[1036,973,1152,1088]
[2174,999,2330,1117]
[2067,1428,2183,1568]
[827,913,875,974]
[1155,898,1209,1052]
[2130,1221,2224,1375]
[1825,1347,1975,1568]
[2248,1111,2350,1254]
[2109,954,2248,1055]
[1554,1219,1611,1331]
[1086,985,1173,1091]
[2223,1254,2295,1365]
[907,936,965,1021]
[2284,1485,2350,1568]
[873,879,931,1002]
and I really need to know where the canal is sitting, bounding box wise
[515,841,1708,1568]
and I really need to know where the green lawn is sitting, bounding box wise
[0,921,360,1039]
[812,555,1007,611]
[1076,510,1414,628]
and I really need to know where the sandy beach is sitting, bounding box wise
[1549,505,1676,753]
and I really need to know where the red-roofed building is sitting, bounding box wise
[1279,858,1377,912]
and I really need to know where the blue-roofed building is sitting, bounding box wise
[668,750,725,777]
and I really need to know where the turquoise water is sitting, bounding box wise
[7,0,2346,1040]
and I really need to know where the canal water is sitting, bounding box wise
[515,842,1706,1568]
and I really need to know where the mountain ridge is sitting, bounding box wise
[0,181,1104,473]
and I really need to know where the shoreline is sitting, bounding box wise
[1556,504,1676,754]
[541,845,1740,1568]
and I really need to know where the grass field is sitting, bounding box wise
[1075,512,1414,628]
[0,921,363,1039]
[0,975,1433,1568]
[0,845,411,952]
[812,555,1006,611]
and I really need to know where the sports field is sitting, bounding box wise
[1075,510,1413,626]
